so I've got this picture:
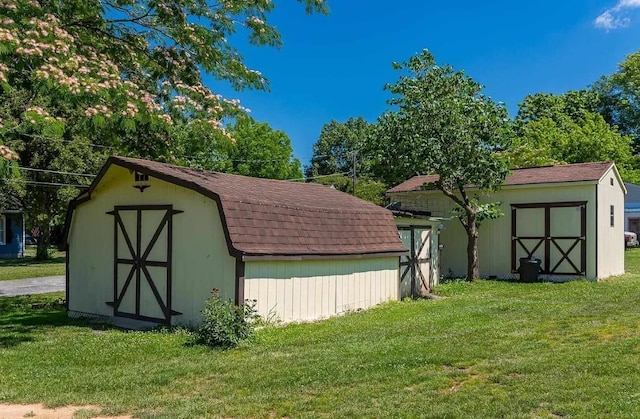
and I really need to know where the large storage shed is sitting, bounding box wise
[65,157,406,325]
[387,162,626,281]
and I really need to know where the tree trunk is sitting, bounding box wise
[35,221,51,260]
[466,212,479,281]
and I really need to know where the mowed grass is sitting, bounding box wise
[0,247,65,281]
[1,253,640,417]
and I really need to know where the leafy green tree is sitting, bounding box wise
[173,116,302,180]
[593,50,640,147]
[366,112,428,188]
[228,116,302,180]
[1,85,110,258]
[507,91,640,182]
[352,179,388,206]
[166,118,234,173]
[0,144,19,182]
[0,145,18,162]
[376,50,512,280]
[0,71,192,258]
[308,173,387,205]
[517,90,600,123]
[0,0,328,258]
[305,117,372,178]
[0,0,328,140]
[305,117,390,204]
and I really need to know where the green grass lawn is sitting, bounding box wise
[1,252,640,417]
[0,247,65,281]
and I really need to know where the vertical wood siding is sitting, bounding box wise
[68,165,236,326]
[392,183,610,280]
[244,257,399,323]
[597,170,625,278]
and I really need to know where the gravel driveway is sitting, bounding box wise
[0,276,65,297]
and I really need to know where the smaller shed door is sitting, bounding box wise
[107,205,182,324]
[398,226,432,298]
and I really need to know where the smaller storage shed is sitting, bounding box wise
[65,157,407,326]
[388,161,626,281]
[391,210,446,298]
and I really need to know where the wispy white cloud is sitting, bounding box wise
[595,0,640,30]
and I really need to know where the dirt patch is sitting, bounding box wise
[0,404,131,419]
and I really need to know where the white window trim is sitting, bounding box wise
[0,215,5,245]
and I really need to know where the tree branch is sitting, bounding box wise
[436,182,466,208]
[63,21,168,76]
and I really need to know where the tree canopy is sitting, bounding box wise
[376,49,512,280]
[507,91,640,182]
[0,0,328,258]
[226,116,302,180]
[305,117,372,178]
[594,50,640,148]
[0,0,327,141]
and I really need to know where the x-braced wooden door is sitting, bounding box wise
[398,226,432,298]
[511,202,586,276]
[107,205,183,324]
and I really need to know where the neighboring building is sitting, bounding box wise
[624,182,640,236]
[64,157,407,326]
[387,161,626,281]
[0,208,25,258]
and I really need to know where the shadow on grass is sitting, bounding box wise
[0,294,116,349]
[440,276,550,284]
[0,255,66,268]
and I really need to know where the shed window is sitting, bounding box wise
[0,215,5,245]
[610,205,615,227]
[610,178,614,186]
[134,172,149,182]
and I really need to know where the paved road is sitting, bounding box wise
[0,276,65,297]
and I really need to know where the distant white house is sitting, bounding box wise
[624,182,640,236]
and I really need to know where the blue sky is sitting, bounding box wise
[209,0,640,168]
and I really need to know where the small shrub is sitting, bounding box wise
[196,289,258,349]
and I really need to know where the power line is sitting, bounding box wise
[13,152,364,180]
[11,180,90,188]
[56,138,114,149]
[15,131,350,163]
[18,167,97,177]
[17,133,116,150]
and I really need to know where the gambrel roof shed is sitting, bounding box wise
[70,156,406,258]
[66,157,406,327]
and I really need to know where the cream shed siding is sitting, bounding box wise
[67,158,408,327]
[390,183,604,280]
[597,170,625,278]
[67,165,236,325]
[244,257,399,322]
[390,162,629,282]
[394,218,442,296]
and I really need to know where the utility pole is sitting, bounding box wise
[351,150,357,196]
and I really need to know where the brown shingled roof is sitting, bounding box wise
[387,161,615,193]
[82,157,406,258]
